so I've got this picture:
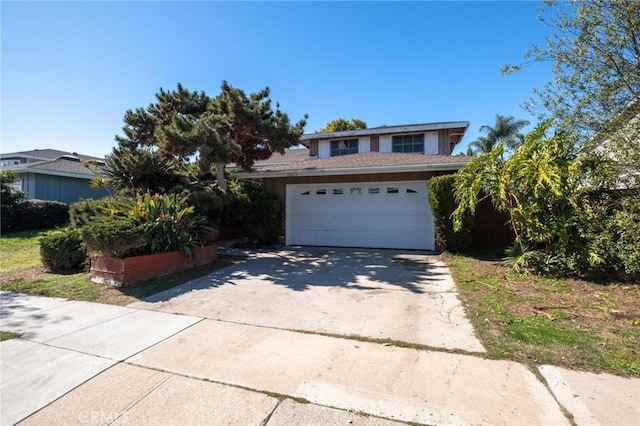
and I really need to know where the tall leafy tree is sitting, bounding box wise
[317,118,367,133]
[503,0,640,143]
[466,115,530,155]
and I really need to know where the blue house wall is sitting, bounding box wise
[24,173,109,204]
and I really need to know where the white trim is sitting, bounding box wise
[300,121,469,141]
[236,161,467,179]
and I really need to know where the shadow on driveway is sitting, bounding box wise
[143,247,449,303]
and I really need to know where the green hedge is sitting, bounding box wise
[1,200,69,233]
[69,197,134,228]
[80,217,149,258]
[40,227,87,273]
[243,192,282,245]
[428,175,472,252]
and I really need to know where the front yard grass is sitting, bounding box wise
[0,229,235,306]
[445,251,640,377]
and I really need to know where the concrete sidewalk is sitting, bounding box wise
[2,291,639,425]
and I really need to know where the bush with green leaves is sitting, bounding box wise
[40,227,87,273]
[69,197,134,228]
[453,121,639,281]
[129,192,211,256]
[80,192,210,258]
[80,217,149,258]
[241,192,282,245]
[428,175,472,252]
[2,200,70,233]
[454,123,582,275]
[579,192,640,281]
[1,171,26,207]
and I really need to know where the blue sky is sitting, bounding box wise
[2,1,553,158]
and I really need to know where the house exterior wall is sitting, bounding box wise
[31,174,109,204]
[302,128,462,159]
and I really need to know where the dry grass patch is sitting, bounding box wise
[445,252,640,377]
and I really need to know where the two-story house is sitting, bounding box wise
[236,121,470,250]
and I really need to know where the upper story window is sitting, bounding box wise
[330,139,358,156]
[392,134,424,153]
[0,159,21,167]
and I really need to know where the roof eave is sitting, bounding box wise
[9,167,97,180]
[299,121,470,141]
[235,162,468,179]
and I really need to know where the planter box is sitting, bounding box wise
[90,245,218,287]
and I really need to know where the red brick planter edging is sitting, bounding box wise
[90,245,218,287]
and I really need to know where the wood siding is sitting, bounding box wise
[471,198,515,248]
[309,140,319,156]
[370,135,380,152]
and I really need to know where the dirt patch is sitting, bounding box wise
[0,266,48,285]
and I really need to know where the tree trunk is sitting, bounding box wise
[216,162,227,191]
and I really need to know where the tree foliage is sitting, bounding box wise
[454,123,584,272]
[467,115,530,155]
[212,81,307,171]
[504,0,640,142]
[0,171,26,207]
[317,118,367,133]
[454,122,638,280]
[103,82,307,192]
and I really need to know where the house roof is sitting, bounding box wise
[0,148,103,163]
[3,157,102,180]
[300,121,469,143]
[238,150,470,178]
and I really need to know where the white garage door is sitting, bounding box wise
[286,181,435,250]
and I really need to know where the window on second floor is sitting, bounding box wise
[392,134,424,153]
[330,139,358,156]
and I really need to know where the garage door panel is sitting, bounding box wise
[287,181,435,250]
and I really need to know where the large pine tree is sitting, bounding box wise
[105,82,307,192]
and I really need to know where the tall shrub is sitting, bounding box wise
[453,123,585,274]
[428,175,472,252]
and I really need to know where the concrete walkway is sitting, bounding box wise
[1,277,639,425]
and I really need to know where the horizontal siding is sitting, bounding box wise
[33,174,109,204]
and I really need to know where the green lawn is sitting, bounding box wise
[445,251,640,377]
[0,229,234,306]
[0,229,49,272]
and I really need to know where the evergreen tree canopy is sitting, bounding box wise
[105,82,307,192]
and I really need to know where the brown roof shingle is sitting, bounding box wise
[252,151,470,173]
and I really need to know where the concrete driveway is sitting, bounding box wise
[130,247,484,353]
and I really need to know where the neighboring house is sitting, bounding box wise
[0,149,109,204]
[236,121,470,250]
